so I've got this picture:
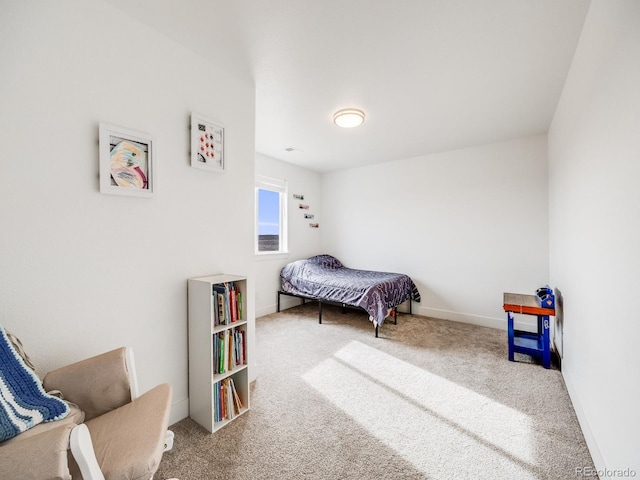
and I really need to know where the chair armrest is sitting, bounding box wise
[84,384,172,480]
[70,424,105,480]
[43,347,133,421]
[0,422,76,480]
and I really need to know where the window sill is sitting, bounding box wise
[254,252,290,261]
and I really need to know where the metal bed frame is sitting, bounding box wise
[276,290,413,338]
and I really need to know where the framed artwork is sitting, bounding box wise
[99,123,156,198]
[191,113,225,173]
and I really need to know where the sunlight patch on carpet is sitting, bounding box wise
[302,340,539,479]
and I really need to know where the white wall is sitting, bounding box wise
[0,0,256,425]
[254,153,323,317]
[548,0,640,473]
[321,135,550,329]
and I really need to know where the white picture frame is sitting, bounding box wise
[191,113,225,173]
[99,123,156,198]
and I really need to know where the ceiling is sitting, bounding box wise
[104,0,591,173]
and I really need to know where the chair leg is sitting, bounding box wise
[164,430,175,451]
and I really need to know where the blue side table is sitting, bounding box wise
[503,292,555,369]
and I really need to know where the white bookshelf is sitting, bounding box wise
[188,274,250,432]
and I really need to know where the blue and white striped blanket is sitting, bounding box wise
[0,325,69,442]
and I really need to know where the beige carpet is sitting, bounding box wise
[155,303,595,480]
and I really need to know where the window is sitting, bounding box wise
[255,175,288,254]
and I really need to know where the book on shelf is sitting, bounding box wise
[214,382,220,422]
[226,379,233,418]
[211,290,219,327]
[213,326,246,374]
[230,286,238,322]
[213,332,218,373]
[213,284,226,325]
[215,381,221,422]
[241,329,245,365]
[223,329,230,372]
[229,329,235,369]
[212,282,242,327]
[234,328,245,366]
[214,377,243,422]
[230,377,243,413]
[224,283,231,323]
[220,331,225,373]
[233,329,240,366]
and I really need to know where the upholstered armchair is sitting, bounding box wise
[0,338,174,480]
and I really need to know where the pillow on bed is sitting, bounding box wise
[307,255,344,269]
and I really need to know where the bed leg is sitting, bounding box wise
[375,324,379,338]
[319,301,323,324]
[277,291,281,312]
[393,307,397,325]
[342,303,346,314]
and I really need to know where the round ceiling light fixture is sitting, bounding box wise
[333,108,365,128]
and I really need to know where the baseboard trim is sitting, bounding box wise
[257,297,307,318]
[260,302,537,332]
[414,305,536,331]
[256,304,276,318]
[562,365,606,474]
[169,396,189,426]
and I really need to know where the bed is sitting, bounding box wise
[278,254,421,337]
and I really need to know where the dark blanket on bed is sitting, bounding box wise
[280,255,421,326]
